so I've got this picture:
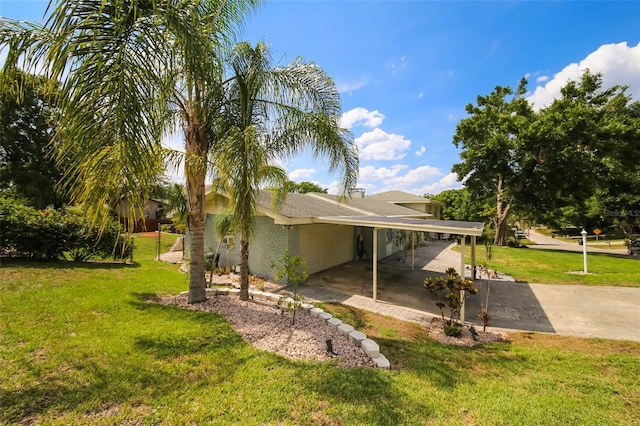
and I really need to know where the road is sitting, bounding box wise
[525,228,628,255]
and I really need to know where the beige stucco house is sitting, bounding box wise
[185,189,483,300]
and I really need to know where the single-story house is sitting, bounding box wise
[185,188,484,302]
[117,197,167,220]
[117,197,172,232]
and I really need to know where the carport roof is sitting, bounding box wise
[314,215,485,236]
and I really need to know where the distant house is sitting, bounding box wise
[185,189,483,298]
[117,197,172,232]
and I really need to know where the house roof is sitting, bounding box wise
[208,188,484,236]
[367,190,443,205]
[315,215,484,237]
[255,191,357,218]
[306,193,430,217]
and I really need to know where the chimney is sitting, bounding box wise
[349,188,365,198]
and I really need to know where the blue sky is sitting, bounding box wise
[2,1,639,195]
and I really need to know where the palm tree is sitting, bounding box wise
[0,0,260,303]
[211,42,358,301]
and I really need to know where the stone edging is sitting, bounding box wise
[189,287,391,369]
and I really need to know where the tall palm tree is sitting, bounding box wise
[0,0,260,303]
[212,42,358,301]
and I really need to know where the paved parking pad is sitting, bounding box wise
[293,240,640,342]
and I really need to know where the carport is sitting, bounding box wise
[315,215,485,321]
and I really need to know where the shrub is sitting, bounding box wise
[0,197,132,261]
[423,267,478,337]
[271,251,308,325]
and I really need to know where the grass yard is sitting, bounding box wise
[456,245,640,287]
[1,234,639,424]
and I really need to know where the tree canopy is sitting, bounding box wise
[283,180,327,194]
[452,71,640,242]
[0,70,67,209]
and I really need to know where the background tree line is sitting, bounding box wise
[434,71,640,245]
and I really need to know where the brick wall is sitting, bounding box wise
[191,214,293,281]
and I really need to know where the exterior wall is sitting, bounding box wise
[193,214,292,281]
[400,202,427,213]
[361,227,409,262]
[248,216,294,280]
[397,201,441,219]
[298,223,355,274]
[118,198,165,219]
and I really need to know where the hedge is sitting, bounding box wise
[0,197,132,261]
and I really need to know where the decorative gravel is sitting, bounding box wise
[157,293,376,369]
[426,317,507,346]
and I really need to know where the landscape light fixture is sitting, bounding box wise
[581,228,588,273]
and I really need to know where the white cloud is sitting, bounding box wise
[336,78,368,94]
[416,172,463,195]
[340,107,385,129]
[389,165,441,188]
[288,168,316,181]
[536,75,549,83]
[356,128,411,161]
[358,164,442,194]
[415,146,426,156]
[359,164,410,181]
[329,166,461,197]
[325,180,342,195]
[527,41,640,109]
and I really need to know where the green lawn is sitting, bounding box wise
[1,234,639,424]
[457,245,640,287]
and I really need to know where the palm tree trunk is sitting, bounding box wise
[188,216,207,303]
[185,122,207,304]
[239,228,250,301]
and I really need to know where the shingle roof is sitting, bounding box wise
[307,193,429,217]
[368,190,442,205]
[316,215,485,236]
[255,191,357,218]
[206,188,482,236]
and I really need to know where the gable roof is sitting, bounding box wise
[306,193,429,217]
[252,191,428,221]
[367,190,442,205]
[255,191,357,218]
[206,187,483,236]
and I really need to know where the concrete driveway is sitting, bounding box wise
[297,239,640,342]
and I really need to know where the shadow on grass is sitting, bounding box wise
[379,336,521,387]
[311,366,422,423]
[0,257,141,270]
[0,296,249,424]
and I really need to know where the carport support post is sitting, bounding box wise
[373,228,379,302]
[471,236,476,280]
[460,235,466,323]
[411,231,415,270]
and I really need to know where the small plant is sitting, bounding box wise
[477,239,496,332]
[423,267,478,337]
[271,251,309,325]
[477,262,498,332]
